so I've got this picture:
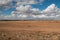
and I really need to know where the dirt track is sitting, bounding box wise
[0,20,60,32]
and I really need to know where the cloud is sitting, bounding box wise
[0,0,12,5]
[0,0,16,11]
[10,4,60,20]
[0,4,60,20]
[42,4,60,16]
[0,0,44,13]
[14,4,41,15]
[16,5,32,13]
[15,0,44,4]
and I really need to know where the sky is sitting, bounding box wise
[0,0,60,20]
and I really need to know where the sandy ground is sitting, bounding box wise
[0,20,60,32]
[0,21,60,40]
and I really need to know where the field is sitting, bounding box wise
[0,20,60,40]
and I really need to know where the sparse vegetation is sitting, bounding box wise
[0,30,60,40]
[0,21,60,40]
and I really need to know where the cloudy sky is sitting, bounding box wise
[0,0,60,20]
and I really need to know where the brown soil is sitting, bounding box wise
[0,20,60,40]
[0,20,60,32]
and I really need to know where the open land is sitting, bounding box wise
[0,20,60,40]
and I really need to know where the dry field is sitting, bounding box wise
[0,20,60,40]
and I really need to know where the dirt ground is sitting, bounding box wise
[0,20,60,40]
[0,20,60,32]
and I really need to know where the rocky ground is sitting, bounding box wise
[0,30,60,40]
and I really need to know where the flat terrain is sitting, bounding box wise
[0,20,60,40]
[0,20,60,32]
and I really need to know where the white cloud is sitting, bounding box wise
[10,4,60,20]
[0,0,12,5]
[16,5,32,14]
[0,4,60,20]
[0,0,14,11]
[43,4,56,12]
[15,4,41,15]
[15,0,44,4]
[42,4,60,16]
[0,15,4,20]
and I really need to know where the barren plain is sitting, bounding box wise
[0,20,60,40]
